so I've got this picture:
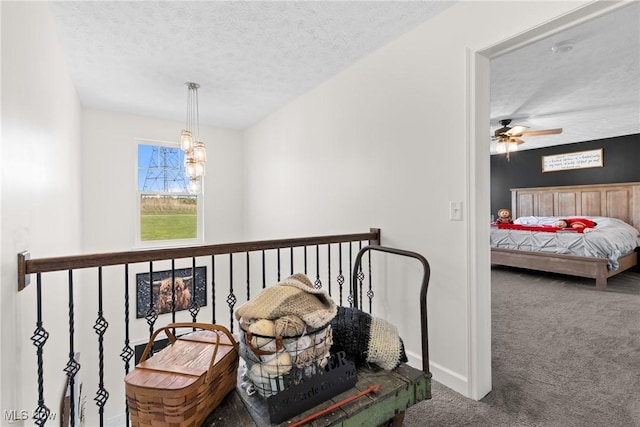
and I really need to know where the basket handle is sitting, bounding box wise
[245,331,284,356]
[138,324,179,363]
[139,322,239,384]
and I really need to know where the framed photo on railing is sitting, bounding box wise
[136,266,207,318]
[542,148,603,172]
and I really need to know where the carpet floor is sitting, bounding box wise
[403,267,640,427]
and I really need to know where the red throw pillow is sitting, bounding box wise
[566,218,597,229]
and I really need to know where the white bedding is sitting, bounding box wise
[490,216,640,270]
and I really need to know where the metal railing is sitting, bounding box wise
[16,228,380,426]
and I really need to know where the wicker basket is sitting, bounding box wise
[125,322,239,427]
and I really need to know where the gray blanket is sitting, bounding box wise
[490,216,640,270]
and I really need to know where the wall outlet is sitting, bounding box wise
[450,201,463,221]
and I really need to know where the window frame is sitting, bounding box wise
[134,139,204,248]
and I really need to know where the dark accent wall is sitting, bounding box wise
[491,133,640,217]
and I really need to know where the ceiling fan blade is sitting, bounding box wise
[505,125,528,136]
[520,128,563,137]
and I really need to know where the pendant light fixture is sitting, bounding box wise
[180,82,206,193]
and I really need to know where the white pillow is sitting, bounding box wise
[514,216,559,226]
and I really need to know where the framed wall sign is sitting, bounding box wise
[542,148,603,172]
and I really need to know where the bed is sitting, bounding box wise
[490,182,640,290]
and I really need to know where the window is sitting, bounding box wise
[137,141,203,245]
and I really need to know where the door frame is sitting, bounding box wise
[466,0,630,400]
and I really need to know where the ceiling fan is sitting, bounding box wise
[492,119,563,160]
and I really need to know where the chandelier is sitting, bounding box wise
[180,82,206,193]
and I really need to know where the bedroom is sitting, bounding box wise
[489,1,640,289]
[1,1,638,425]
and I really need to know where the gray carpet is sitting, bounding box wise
[403,267,640,427]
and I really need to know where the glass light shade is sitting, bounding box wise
[497,141,519,154]
[188,178,201,194]
[185,156,197,178]
[195,160,206,177]
[193,141,207,162]
[180,130,193,151]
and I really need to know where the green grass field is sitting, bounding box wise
[140,196,197,241]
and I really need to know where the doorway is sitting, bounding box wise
[467,0,631,400]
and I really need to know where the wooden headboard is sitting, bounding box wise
[511,182,640,231]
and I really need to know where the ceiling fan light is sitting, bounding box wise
[496,140,519,155]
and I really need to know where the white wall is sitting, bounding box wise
[81,109,244,252]
[79,109,243,425]
[243,0,590,398]
[2,3,245,424]
[1,0,82,421]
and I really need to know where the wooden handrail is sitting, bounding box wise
[17,228,380,291]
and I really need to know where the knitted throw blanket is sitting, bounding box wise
[235,273,337,330]
[330,306,408,370]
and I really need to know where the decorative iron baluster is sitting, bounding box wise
[314,245,322,289]
[304,246,308,275]
[64,270,80,427]
[32,273,50,427]
[277,249,281,281]
[261,250,266,289]
[290,247,294,276]
[227,254,237,333]
[367,251,374,313]
[246,252,250,302]
[357,241,364,309]
[327,245,332,296]
[171,259,176,324]
[145,262,158,340]
[189,257,200,322]
[211,255,216,324]
[94,267,109,424]
[347,243,354,306]
[337,244,344,306]
[120,265,134,427]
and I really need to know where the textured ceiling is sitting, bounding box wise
[490,1,639,152]
[48,1,639,152]
[48,1,454,130]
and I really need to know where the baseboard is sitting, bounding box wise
[406,350,469,398]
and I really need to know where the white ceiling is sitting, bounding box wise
[490,1,639,152]
[48,1,639,151]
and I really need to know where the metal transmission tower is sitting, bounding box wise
[142,146,189,192]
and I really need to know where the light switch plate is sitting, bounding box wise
[450,201,463,221]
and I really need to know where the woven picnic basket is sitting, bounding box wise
[125,322,239,427]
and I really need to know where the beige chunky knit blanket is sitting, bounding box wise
[235,273,337,330]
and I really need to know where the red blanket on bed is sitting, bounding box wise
[496,223,583,233]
